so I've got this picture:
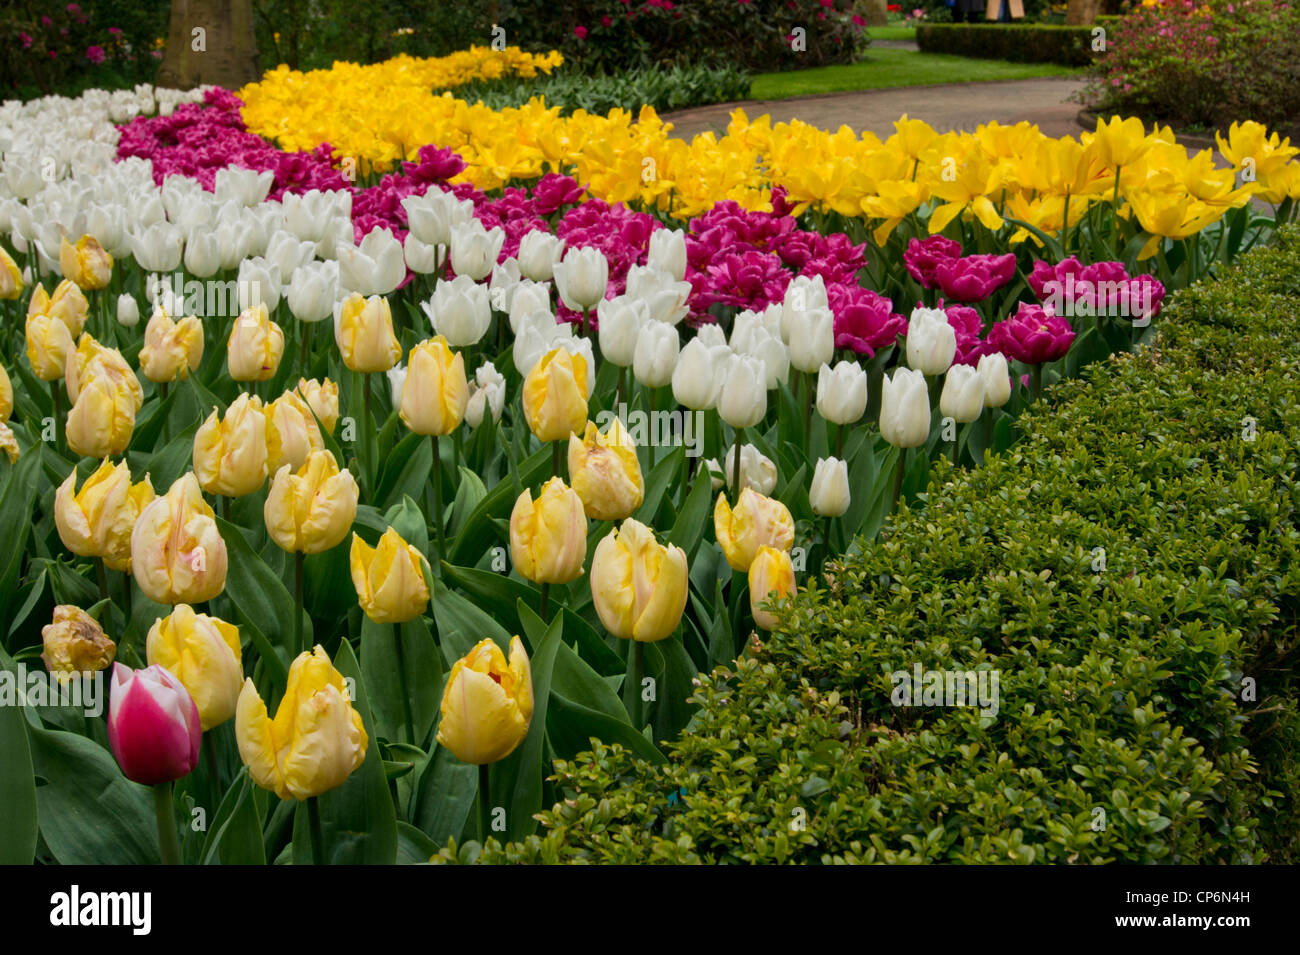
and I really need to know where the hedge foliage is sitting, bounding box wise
[442,227,1300,864]
[915,24,1098,67]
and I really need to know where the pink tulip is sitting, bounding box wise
[988,304,1076,365]
[903,235,962,288]
[108,663,202,786]
[933,253,1016,303]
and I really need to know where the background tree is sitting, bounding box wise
[157,0,260,89]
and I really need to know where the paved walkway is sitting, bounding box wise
[664,77,1088,142]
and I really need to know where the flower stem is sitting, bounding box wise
[731,426,744,500]
[627,640,645,731]
[539,582,550,621]
[477,764,491,843]
[1030,363,1043,403]
[153,781,181,865]
[551,439,561,481]
[307,795,326,865]
[392,622,416,746]
[293,550,305,654]
[891,446,907,511]
[429,434,445,560]
[96,559,109,604]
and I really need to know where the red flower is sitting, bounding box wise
[601,14,613,26]
[574,24,588,38]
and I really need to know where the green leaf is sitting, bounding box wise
[448,466,489,538]
[140,421,201,493]
[396,821,440,864]
[360,614,443,748]
[667,465,714,559]
[0,451,41,633]
[0,678,38,863]
[409,744,478,844]
[215,515,300,682]
[385,494,429,557]
[449,444,550,566]
[375,430,433,513]
[200,768,266,865]
[634,445,682,526]
[546,690,666,764]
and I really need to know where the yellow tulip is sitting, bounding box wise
[349,527,430,624]
[509,477,587,585]
[1215,120,1298,180]
[1127,190,1224,260]
[41,605,116,682]
[193,393,268,497]
[54,458,155,571]
[714,488,795,573]
[227,304,285,382]
[297,377,339,434]
[436,636,532,765]
[400,337,469,436]
[567,418,643,521]
[130,472,229,605]
[65,374,136,458]
[41,279,90,338]
[59,235,113,291]
[522,346,589,443]
[335,292,401,373]
[147,604,243,731]
[0,246,23,300]
[1088,115,1153,170]
[66,334,143,413]
[0,423,17,462]
[265,450,358,554]
[0,363,12,422]
[590,517,688,643]
[25,311,74,381]
[264,389,324,474]
[236,645,367,800]
[748,545,796,631]
[139,309,204,383]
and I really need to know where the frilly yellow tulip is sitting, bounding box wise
[265,450,358,554]
[55,458,155,571]
[0,363,12,422]
[147,604,242,731]
[523,346,589,443]
[590,517,688,643]
[60,235,113,291]
[0,423,17,462]
[25,311,74,381]
[349,527,430,624]
[130,472,229,605]
[227,304,285,382]
[714,488,795,573]
[66,334,143,412]
[38,279,90,338]
[509,477,587,585]
[748,545,796,631]
[41,605,116,682]
[297,378,339,434]
[399,337,468,436]
[436,636,533,765]
[567,418,643,521]
[193,393,268,497]
[1088,115,1153,170]
[65,374,136,458]
[335,293,401,373]
[139,309,204,383]
[0,246,23,300]
[264,390,324,474]
[236,645,367,800]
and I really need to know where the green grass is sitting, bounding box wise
[750,47,1084,99]
[866,25,918,41]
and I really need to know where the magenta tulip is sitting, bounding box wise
[903,235,962,288]
[108,663,202,786]
[988,304,1076,366]
[933,253,1016,303]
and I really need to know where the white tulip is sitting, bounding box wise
[130,221,183,273]
[939,363,985,424]
[86,203,129,257]
[508,282,553,333]
[707,443,778,495]
[673,339,727,411]
[183,228,221,278]
[816,361,868,425]
[696,324,728,349]
[647,228,687,281]
[116,293,140,328]
[512,311,566,376]
[810,457,850,517]
[214,167,274,207]
[286,260,339,323]
[624,265,691,325]
[448,220,504,282]
[717,353,767,429]
[596,295,647,368]
[338,227,405,296]
[264,232,317,279]
[879,367,930,449]
[401,190,473,248]
[404,233,441,274]
[780,274,829,344]
[906,306,956,376]
[237,257,282,312]
[517,230,565,282]
[422,274,491,347]
[387,363,407,408]
[739,324,789,390]
[465,361,507,428]
[977,352,1012,408]
[788,306,835,374]
[488,259,522,312]
[632,320,679,389]
[553,245,609,312]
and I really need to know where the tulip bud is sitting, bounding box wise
[334,293,401,373]
[25,311,74,381]
[108,663,202,785]
[400,337,469,436]
[553,245,609,312]
[714,487,795,572]
[879,367,931,449]
[147,605,242,731]
[66,375,136,458]
[55,458,155,570]
[508,281,552,334]
[448,221,505,282]
[236,645,367,800]
[60,235,113,291]
[523,346,589,443]
[709,443,779,495]
[518,231,565,282]
[568,419,644,521]
[287,260,338,323]
[590,518,688,643]
[131,472,229,605]
[349,527,430,624]
[788,307,835,374]
[227,304,285,382]
[748,546,796,630]
[44,279,91,338]
[41,605,116,681]
[632,320,678,388]
[0,246,23,299]
[673,338,728,411]
[139,309,204,383]
[265,450,358,555]
[906,306,956,375]
[977,352,1012,408]
[510,477,587,584]
[436,637,533,765]
[193,393,269,497]
[810,457,850,517]
[465,361,506,428]
[717,353,767,429]
[738,324,789,389]
[647,228,687,282]
[939,363,985,424]
[596,295,647,368]
[115,295,140,329]
[264,389,324,474]
[816,361,868,425]
[297,377,340,434]
[237,257,282,313]
[183,229,221,278]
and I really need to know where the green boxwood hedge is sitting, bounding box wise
[915,24,1098,67]
[442,228,1300,864]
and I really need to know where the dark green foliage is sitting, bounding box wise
[916,23,1098,67]
[447,227,1300,864]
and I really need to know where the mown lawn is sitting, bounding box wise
[865,25,919,41]
[750,48,1084,99]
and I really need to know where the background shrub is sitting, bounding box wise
[915,23,1098,65]
[446,227,1300,864]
